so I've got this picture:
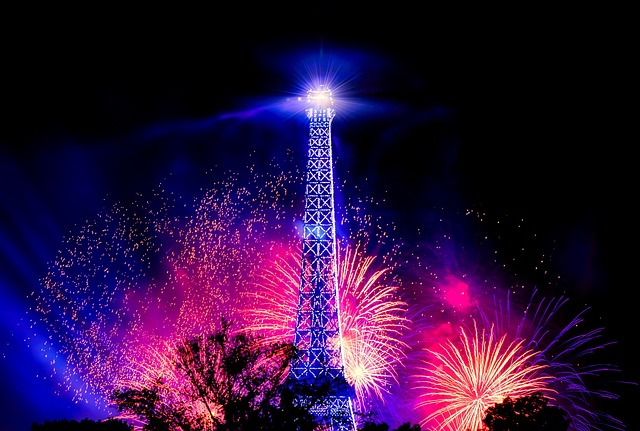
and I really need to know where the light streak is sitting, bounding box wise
[27,163,627,431]
[240,238,411,412]
[414,320,553,431]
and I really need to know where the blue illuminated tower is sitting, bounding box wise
[288,87,357,431]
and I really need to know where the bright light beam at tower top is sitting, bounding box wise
[307,85,334,109]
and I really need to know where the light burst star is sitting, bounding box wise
[414,320,553,431]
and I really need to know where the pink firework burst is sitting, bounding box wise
[337,240,410,403]
[240,238,410,411]
[28,165,303,411]
[413,320,554,431]
[400,209,627,431]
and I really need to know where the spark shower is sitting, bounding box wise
[26,87,627,431]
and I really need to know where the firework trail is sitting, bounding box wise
[411,291,626,431]
[403,209,627,431]
[27,157,411,424]
[478,290,626,431]
[239,237,411,411]
[414,320,554,431]
[27,156,627,430]
[28,164,304,412]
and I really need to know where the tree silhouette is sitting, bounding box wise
[359,421,421,431]
[482,392,571,431]
[31,418,132,431]
[112,318,320,431]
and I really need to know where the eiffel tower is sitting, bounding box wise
[288,86,357,431]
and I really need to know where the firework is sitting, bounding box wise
[240,238,411,411]
[27,166,626,431]
[414,319,554,431]
[480,291,626,431]
[28,165,303,412]
[412,291,626,431]
[28,159,410,423]
[403,209,626,431]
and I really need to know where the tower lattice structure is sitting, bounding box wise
[288,87,356,431]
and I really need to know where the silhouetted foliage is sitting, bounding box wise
[483,392,571,431]
[111,318,320,431]
[359,423,389,431]
[31,418,132,431]
[393,423,421,431]
[359,420,420,431]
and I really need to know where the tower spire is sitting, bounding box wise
[289,86,356,431]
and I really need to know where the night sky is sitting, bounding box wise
[1,5,636,431]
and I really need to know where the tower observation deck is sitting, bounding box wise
[288,87,357,431]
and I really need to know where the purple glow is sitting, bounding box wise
[1,43,634,430]
[20,165,628,431]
